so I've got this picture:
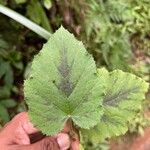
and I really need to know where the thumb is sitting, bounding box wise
[11,133,70,150]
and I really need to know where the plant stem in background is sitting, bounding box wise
[0,4,51,40]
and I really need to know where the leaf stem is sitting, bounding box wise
[67,119,80,150]
[0,4,51,40]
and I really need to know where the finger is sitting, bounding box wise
[13,112,34,145]
[14,125,30,145]
[0,112,39,145]
[13,112,39,134]
[57,133,70,150]
[13,112,39,145]
[11,136,60,150]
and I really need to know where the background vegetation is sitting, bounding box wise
[0,0,150,149]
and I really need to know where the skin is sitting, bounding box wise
[0,112,79,150]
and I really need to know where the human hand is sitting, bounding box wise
[0,112,79,150]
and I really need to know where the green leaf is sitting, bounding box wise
[27,0,52,32]
[0,37,8,49]
[43,0,52,9]
[0,105,10,123]
[0,99,17,108]
[24,26,105,135]
[0,0,7,5]
[0,87,11,99]
[15,0,27,4]
[0,59,13,86]
[83,69,148,142]
[0,59,13,99]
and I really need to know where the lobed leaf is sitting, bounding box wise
[24,26,105,135]
[82,69,149,141]
[24,26,148,139]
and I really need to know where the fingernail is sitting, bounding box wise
[57,133,70,150]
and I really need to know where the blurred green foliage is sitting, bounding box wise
[0,0,149,149]
[0,15,27,125]
[26,0,52,32]
[83,0,150,71]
